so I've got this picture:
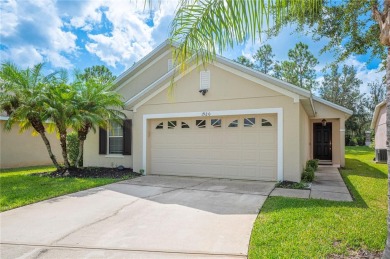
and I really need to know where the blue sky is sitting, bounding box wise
[0,0,385,93]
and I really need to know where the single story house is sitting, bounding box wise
[84,41,353,182]
[0,117,62,168]
[371,101,387,163]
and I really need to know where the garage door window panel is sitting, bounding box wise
[261,118,273,127]
[156,122,164,129]
[228,119,239,128]
[244,118,256,127]
[196,120,206,128]
[168,121,177,129]
[211,119,221,128]
[181,122,190,128]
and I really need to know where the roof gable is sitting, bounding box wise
[115,40,352,117]
[371,101,386,129]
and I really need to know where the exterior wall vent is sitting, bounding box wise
[200,70,210,90]
[375,149,387,163]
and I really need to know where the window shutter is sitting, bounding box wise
[200,70,210,90]
[99,127,107,154]
[123,119,132,155]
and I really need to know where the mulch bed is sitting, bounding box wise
[32,167,140,179]
[275,181,310,190]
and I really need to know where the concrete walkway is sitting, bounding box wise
[270,166,353,202]
[1,176,275,259]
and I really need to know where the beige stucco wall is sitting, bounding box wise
[0,121,62,168]
[83,110,134,168]
[131,63,302,182]
[375,105,386,149]
[299,103,310,172]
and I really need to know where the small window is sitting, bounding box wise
[156,122,163,129]
[168,121,177,129]
[211,119,221,128]
[228,119,238,128]
[181,122,190,128]
[109,122,123,154]
[244,118,255,127]
[196,120,206,128]
[262,119,272,126]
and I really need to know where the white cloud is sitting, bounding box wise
[68,0,178,69]
[0,0,77,69]
[344,56,385,94]
[0,46,43,67]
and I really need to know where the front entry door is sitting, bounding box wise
[313,122,332,160]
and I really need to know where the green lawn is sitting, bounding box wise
[0,165,133,212]
[249,146,387,258]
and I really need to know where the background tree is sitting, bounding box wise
[233,56,254,69]
[253,44,274,74]
[279,42,318,91]
[0,62,61,169]
[318,64,362,111]
[76,65,116,85]
[318,64,367,145]
[365,80,386,113]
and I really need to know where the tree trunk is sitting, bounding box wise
[384,47,390,259]
[75,140,83,168]
[38,131,61,170]
[59,131,70,169]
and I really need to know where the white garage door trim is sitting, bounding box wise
[143,108,284,181]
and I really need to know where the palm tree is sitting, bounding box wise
[0,62,61,169]
[41,70,74,169]
[71,76,125,167]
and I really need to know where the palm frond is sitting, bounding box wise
[170,0,322,70]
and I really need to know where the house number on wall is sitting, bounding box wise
[202,112,211,116]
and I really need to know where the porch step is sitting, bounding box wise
[318,160,332,165]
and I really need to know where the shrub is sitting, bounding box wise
[67,132,82,167]
[306,159,319,171]
[302,166,315,182]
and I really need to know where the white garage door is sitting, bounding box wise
[150,114,277,181]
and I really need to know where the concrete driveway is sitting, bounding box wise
[1,175,275,258]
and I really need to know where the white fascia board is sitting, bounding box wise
[370,100,386,129]
[0,116,9,120]
[142,108,284,181]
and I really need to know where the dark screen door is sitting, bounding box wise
[313,122,332,160]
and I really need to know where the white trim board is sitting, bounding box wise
[142,108,284,181]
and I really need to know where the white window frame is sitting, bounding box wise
[107,122,124,155]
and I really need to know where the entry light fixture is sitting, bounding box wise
[199,89,208,96]
[322,119,327,127]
